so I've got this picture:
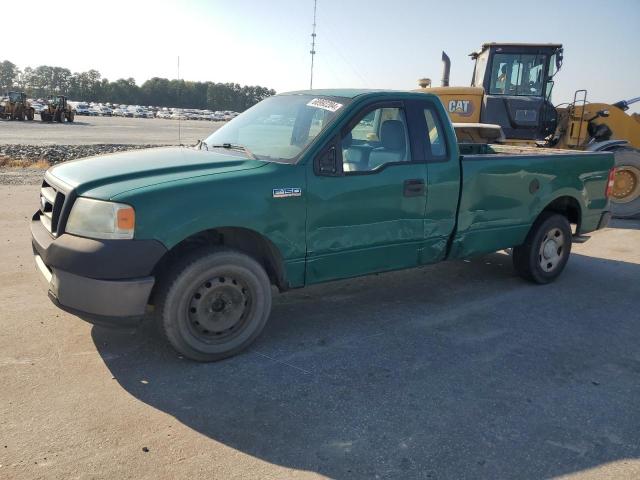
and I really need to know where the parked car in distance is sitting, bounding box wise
[31,103,45,114]
[74,103,91,115]
[97,106,113,116]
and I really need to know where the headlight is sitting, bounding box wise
[65,197,135,240]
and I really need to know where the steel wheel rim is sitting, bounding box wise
[538,227,565,273]
[187,275,252,344]
[612,166,640,204]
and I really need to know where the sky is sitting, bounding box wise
[7,0,640,112]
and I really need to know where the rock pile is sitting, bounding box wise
[0,144,166,165]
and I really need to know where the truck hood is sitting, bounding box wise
[48,146,268,199]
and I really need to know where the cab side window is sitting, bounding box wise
[423,108,447,160]
[342,107,411,173]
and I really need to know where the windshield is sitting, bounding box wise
[489,53,547,97]
[204,94,350,162]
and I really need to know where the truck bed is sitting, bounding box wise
[460,143,586,156]
[448,146,614,259]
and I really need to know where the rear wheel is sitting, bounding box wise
[67,111,75,123]
[156,248,272,362]
[610,147,640,218]
[513,212,572,284]
[26,109,34,121]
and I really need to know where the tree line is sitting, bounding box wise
[0,60,276,111]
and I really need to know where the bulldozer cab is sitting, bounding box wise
[48,95,66,108]
[470,43,563,141]
[8,91,25,103]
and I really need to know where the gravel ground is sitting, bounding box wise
[0,115,222,146]
[0,144,174,185]
[0,144,165,165]
[0,167,45,185]
[1,185,639,479]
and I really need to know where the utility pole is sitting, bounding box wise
[309,0,317,89]
[177,55,181,145]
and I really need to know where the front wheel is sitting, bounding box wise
[157,248,272,361]
[513,212,572,284]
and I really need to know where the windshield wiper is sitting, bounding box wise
[195,139,209,151]
[209,143,256,160]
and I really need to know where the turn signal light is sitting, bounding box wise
[117,206,135,230]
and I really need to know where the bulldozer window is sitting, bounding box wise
[472,50,489,88]
[489,53,546,97]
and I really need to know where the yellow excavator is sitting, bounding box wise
[415,43,640,218]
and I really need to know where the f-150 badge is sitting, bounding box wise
[273,187,302,198]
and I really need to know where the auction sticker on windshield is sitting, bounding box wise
[307,98,343,112]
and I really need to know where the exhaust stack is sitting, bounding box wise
[441,51,451,87]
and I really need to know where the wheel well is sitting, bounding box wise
[152,227,287,296]
[542,196,582,232]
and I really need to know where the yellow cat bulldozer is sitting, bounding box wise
[416,43,640,217]
[0,91,35,121]
[40,95,75,123]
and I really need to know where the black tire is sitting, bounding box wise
[156,247,272,362]
[26,109,34,121]
[57,111,64,123]
[609,147,640,218]
[67,111,75,123]
[513,212,572,284]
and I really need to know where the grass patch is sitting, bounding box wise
[0,156,50,169]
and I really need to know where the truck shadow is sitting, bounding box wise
[92,251,640,479]
[608,217,640,230]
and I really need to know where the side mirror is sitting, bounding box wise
[556,50,564,71]
[316,145,340,176]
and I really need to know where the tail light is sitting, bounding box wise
[605,167,616,198]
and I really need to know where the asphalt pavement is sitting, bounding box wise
[0,116,220,145]
[1,184,639,479]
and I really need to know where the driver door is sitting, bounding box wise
[305,100,428,284]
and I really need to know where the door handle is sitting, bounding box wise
[403,179,425,197]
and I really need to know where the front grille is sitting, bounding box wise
[39,179,66,236]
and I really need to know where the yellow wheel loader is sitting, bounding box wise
[40,95,75,123]
[416,43,640,217]
[0,91,35,121]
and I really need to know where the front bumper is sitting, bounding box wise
[31,215,167,328]
[34,252,154,328]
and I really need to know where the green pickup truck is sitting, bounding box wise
[32,89,615,361]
